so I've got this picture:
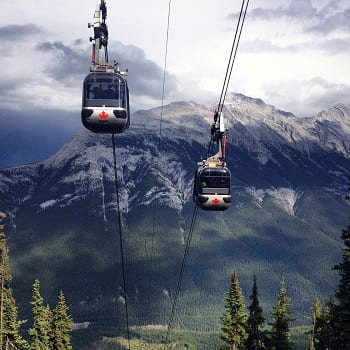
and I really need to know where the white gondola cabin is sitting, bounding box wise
[193,163,231,211]
[81,70,130,134]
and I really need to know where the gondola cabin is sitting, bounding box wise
[81,71,130,133]
[193,165,231,211]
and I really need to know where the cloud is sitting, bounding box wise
[0,33,179,113]
[230,1,350,35]
[240,39,296,53]
[307,8,350,34]
[240,37,350,55]
[108,42,178,101]
[228,0,317,22]
[36,41,88,84]
[35,39,179,104]
[262,77,350,117]
[0,24,43,41]
[312,37,350,55]
[301,78,350,111]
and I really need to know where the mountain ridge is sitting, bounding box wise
[0,93,349,334]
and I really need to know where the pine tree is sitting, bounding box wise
[313,298,339,350]
[28,279,53,349]
[52,291,73,350]
[246,276,266,350]
[307,297,321,350]
[220,271,248,350]
[333,183,350,349]
[268,278,294,350]
[0,212,29,349]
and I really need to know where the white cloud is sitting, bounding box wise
[0,0,349,118]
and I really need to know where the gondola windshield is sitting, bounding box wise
[199,168,230,194]
[83,73,127,108]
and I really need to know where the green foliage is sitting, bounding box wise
[268,278,294,350]
[52,291,73,350]
[0,213,29,349]
[28,279,53,349]
[323,181,350,349]
[306,297,321,350]
[28,280,74,350]
[220,271,247,350]
[93,328,222,350]
[2,288,29,349]
[310,297,339,350]
[333,218,350,347]
[246,276,267,350]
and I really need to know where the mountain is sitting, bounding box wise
[0,109,81,168]
[0,93,349,340]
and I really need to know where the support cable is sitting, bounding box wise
[207,0,249,158]
[159,0,172,142]
[219,0,249,115]
[148,3,174,344]
[153,0,172,245]
[164,2,250,346]
[164,206,198,348]
[111,134,131,350]
[217,0,249,116]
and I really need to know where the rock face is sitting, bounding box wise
[0,93,349,329]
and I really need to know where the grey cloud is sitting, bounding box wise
[317,0,346,17]
[109,42,178,99]
[0,24,43,40]
[307,8,350,34]
[305,78,350,111]
[241,37,350,55]
[228,0,317,21]
[35,40,178,100]
[315,37,350,55]
[36,41,87,83]
[284,0,317,18]
[240,39,296,53]
[265,77,350,117]
[229,1,350,35]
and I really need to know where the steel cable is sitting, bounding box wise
[164,206,198,348]
[112,134,131,350]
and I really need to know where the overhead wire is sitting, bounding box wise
[207,0,250,159]
[164,206,198,348]
[159,0,172,142]
[164,0,250,346]
[217,0,250,116]
[149,0,173,345]
[97,0,248,347]
[86,1,131,347]
[112,134,131,350]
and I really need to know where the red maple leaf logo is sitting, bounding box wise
[212,198,220,205]
[99,111,109,120]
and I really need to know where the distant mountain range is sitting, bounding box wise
[0,109,81,168]
[0,93,349,335]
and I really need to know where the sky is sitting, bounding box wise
[1,0,350,119]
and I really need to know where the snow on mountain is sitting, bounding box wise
[224,93,350,163]
[246,186,302,216]
[0,93,349,220]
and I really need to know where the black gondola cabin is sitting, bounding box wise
[193,165,231,211]
[81,71,130,133]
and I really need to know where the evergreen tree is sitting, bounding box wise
[0,212,29,349]
[245,276,266,350]
[52,291,73,350]
[268,278,294,350]
[28,279,53,350]
[313,298,339,350]
[3,288,29,349]
[307,297,321,350]
[333,183,350,349]
[220,271,248,350]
